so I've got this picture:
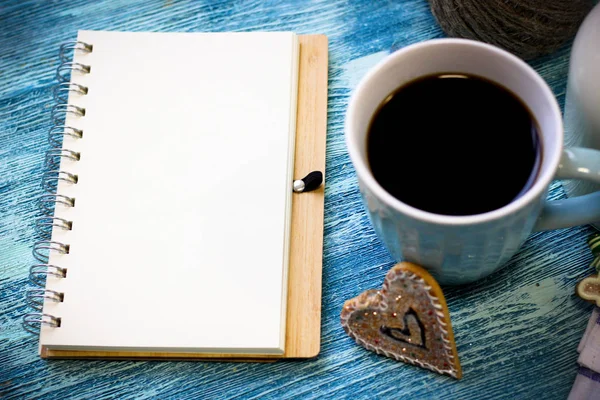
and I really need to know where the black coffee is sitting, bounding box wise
[367,73,541,216]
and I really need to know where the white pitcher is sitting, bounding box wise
[564,3,600,229]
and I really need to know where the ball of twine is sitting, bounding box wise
[429,0,594,60]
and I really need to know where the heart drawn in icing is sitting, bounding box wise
[340,262,462,379]
[577,274,600,306]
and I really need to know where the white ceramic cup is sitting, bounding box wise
[345,38,600,285]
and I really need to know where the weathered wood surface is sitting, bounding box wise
[0,0,596,398]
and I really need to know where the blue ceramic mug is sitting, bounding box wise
[345,39,600,285]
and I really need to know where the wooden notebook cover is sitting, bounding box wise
[42,34,328,361]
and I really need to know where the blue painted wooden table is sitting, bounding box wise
[1,1,597,398]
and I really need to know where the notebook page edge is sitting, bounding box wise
[277,32,300,353]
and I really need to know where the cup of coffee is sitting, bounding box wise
[345,38,600,285]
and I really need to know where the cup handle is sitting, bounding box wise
[534,147,600,231]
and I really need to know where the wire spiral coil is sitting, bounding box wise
[38,194,75,216]
[23,40,92,335]
[23,313,62,335]
[29,265,67,287]
[26,289,65,310]
[48,126,83,147]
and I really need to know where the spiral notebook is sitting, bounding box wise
[25,30,328,360]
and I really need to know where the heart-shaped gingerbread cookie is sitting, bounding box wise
[341,262,462,379]
[577,275,600,306]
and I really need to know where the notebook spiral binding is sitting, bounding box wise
[23,40,93,335]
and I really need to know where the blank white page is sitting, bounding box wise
[41,30,299,354]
